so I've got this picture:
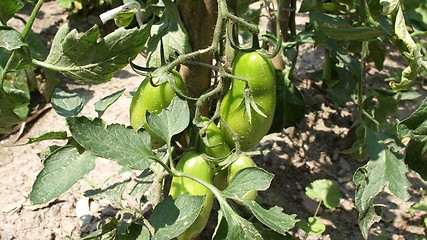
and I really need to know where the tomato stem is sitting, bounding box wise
[220,117,242,154]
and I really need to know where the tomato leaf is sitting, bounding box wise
[305,179,341,209]
[37,145,62,161]
[146,96,190,146]
[81,218,119,240]
[354,129,410,237]
[146,0,191,67]
[297,217,326,235]
[402,1,427,31]
[356,129,410,210]
[411,202,427,211]
[242,200,298,236]
[0,66,31,133]
[214,168,279,239]
[397,97,427,180]
[299,0,322,13]
[38,23,151,82]
[356,203,382,239]
[25,131,68,144]
[128,170,156,204]
[85,180,130,206]
[222,167,273,200]
[213,205,263,240]
[117,223,151,240]
[0,26,26,51]
[0,88,29,134]
[67,116,155,170]
[270,72,305,132]
[149,194,205,240]
[321,25,386,41]
[51,88,85,117]
[380,0,399,15]
[30,146,96,204]
[0,0,24,25]
[397,97,427,154]
[94,88,125,118]
[390,6,424,90]
[403,140,427,181]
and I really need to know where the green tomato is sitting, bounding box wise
[129,70,185,148]
[228,155,257,201]
[199,117,232,159]
[220,51,276,150]
[169,152,214,240]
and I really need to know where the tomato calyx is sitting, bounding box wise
[242,87,268,123]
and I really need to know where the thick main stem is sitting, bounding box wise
[177,0,218,109]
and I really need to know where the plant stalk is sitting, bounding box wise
[22,0,44,41]
[358,41,370,126]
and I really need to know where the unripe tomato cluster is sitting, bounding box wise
[129,51,276,238]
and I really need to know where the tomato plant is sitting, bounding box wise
[2,0,427,239]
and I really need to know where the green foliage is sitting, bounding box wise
[298,179,341,236]
[51,88,85,117]
[353,129,411,237]
[270,70,306,132]
[25,131,68,144]
[398,97,427,180]
[305,179,341,209]
[149,195,205,240]
[0,27,26,51]
[30,146,96,204]
[411,202,427,211]
[242,201,298,236]
[0,85,30,134]
[297,217,326,235]
[35,24,152,82]
[222,167,273,200]
[402,0,427,31]
[67,117,155,170]
[94,88,125,118]
[0,0,24,25]
[146,96,190,146]
[146,0,191,67]
[0,4,62,134]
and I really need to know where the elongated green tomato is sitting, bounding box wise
[129,70,185,148]
[228,155,257,201]
[220,51,276,150]
[169,152,214,240]
[199,117,232,159]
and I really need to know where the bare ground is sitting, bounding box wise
[1,1,427,240]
